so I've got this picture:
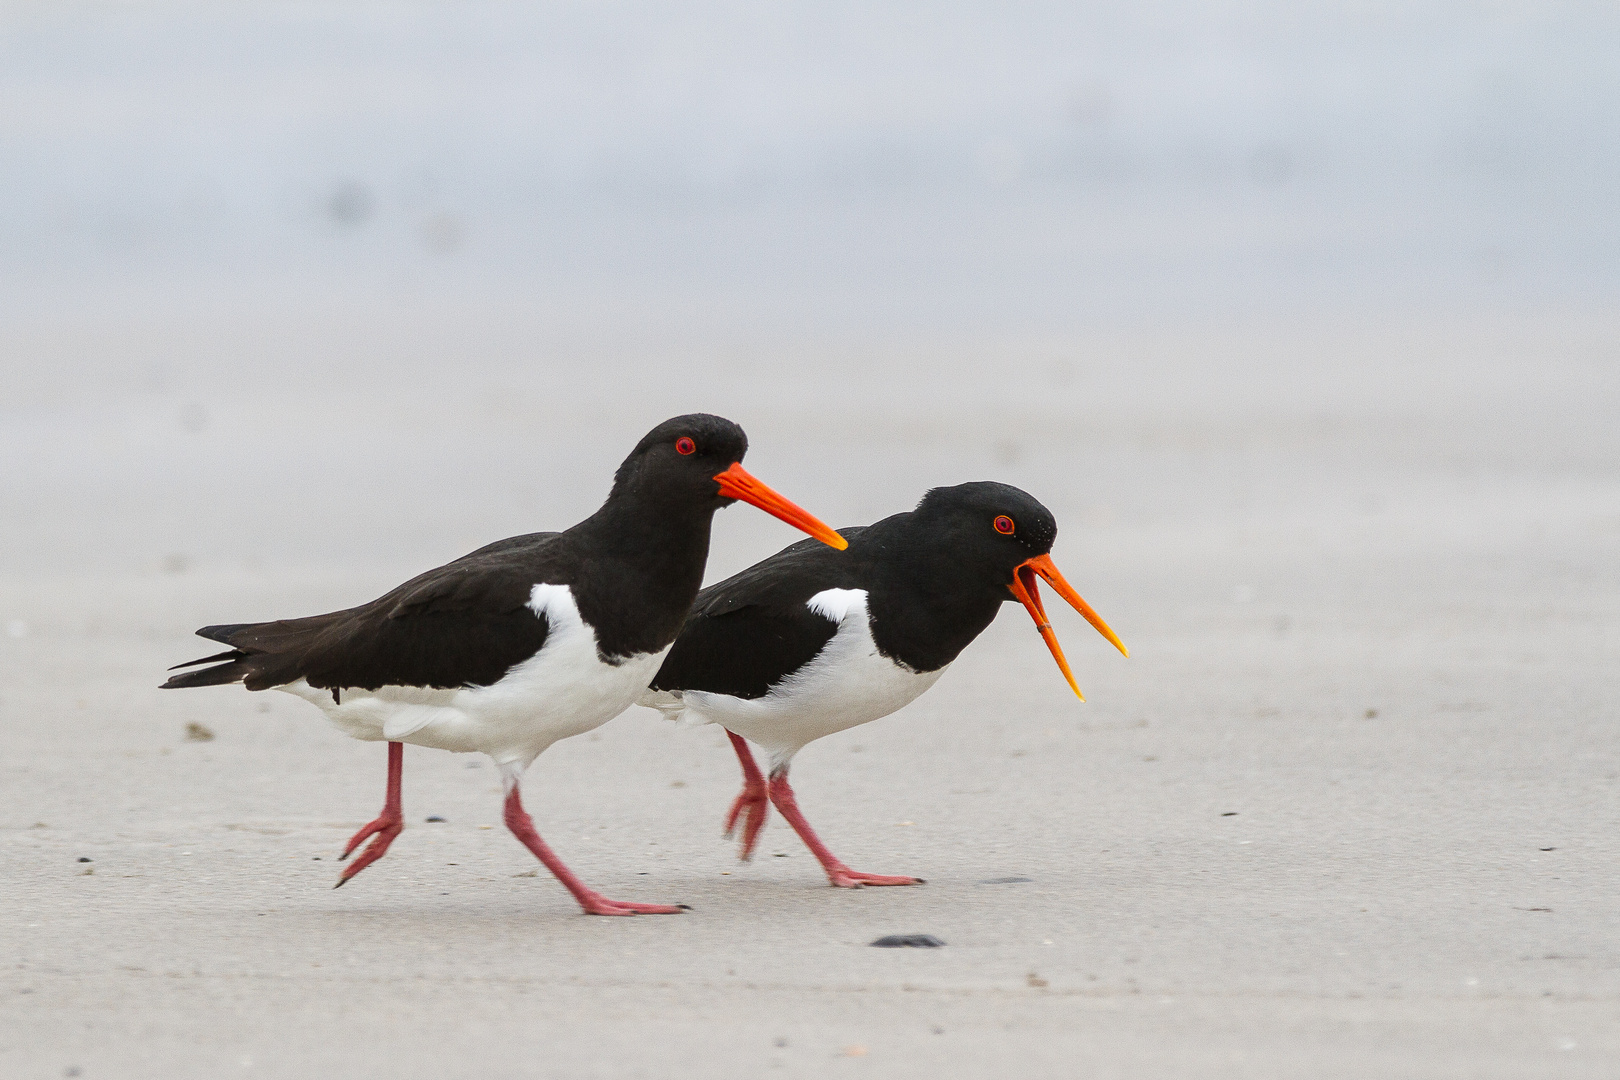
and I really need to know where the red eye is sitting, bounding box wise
[994,515,1015,535]
[675,437,696,455]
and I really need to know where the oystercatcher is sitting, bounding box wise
[641,481,1127,887]
[162,414,846,914]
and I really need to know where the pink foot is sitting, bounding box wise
[723,780,770,860]
[723,731,770,860]
[766,772,925,889]
[334,741,404,889]
[575,894,690,916]
[504,785,685,916]
[335,812,404,887]
[824,867,925,888]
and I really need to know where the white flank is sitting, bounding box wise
[275,583,670,770]
[641,587,945,772]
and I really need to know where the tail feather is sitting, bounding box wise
[196,623,257,646]
[198,614,340,653]
[167,648,241,671]
[160,654,252,689]
[163,614,339,691]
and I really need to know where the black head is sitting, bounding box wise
[909,481,1058,589]
[907,480,1127,697]
[611,414,750,508]
[606,413,846,549]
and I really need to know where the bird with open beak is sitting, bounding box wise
[641,481,1127,886]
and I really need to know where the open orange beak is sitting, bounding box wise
[714,462,848,550]
[1006,553,1128,700]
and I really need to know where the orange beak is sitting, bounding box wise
[714,462,848,550]
[1006,552,1128,700]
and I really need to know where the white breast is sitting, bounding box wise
[276,583,670,769]
[642,587,945,772]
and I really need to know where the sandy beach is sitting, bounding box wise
[3,297,1616,1077]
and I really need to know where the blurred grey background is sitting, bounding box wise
[5,2,1618,320]
[2,1,1617,574]
[3,4,1618,1078]
[3,1,1618,573]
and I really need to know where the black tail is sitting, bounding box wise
[161,623,269,689]
[160,650,252,689]
[161,615,340,691]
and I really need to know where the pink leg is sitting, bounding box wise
[767,771,924,888]
[334,741,404,888]
[503,785,685,916]
[723,730,770,860]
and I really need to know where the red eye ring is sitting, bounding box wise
[675,437,696,455]
[994,515,1015,535]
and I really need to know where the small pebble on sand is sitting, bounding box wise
[870,934,944,948]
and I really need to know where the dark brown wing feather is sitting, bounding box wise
[162,532,565,692]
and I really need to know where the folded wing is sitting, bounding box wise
[649,529,866,700]
[161,532,565,693]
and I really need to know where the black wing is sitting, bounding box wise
[163,532,567,692]
[650,528,868,699]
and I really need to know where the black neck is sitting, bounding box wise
[856,516,1007,672]
[563,492,719,660]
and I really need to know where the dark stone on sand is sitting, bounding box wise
[870,934,945,948]
[425,816,447,823]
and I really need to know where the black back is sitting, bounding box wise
[164,414,754,693]
[651,482,1058,699]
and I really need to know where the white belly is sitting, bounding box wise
[276,583,669,769]
[643,588,945,771]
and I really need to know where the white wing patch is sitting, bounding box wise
[805,587,864,624]
[527,582,576,625]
